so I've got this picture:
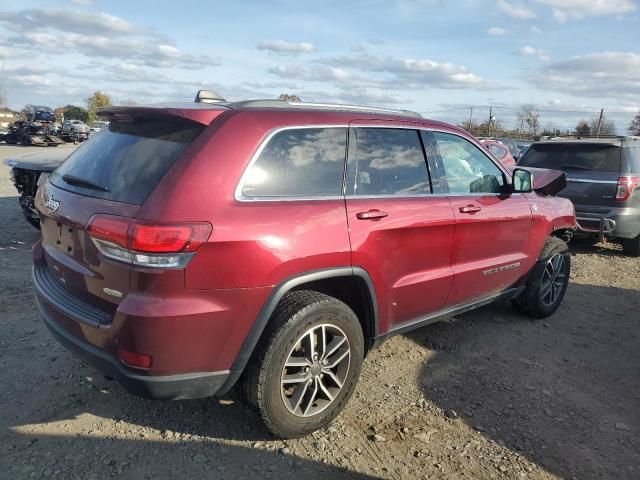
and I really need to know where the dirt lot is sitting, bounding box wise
[1,144,639,480]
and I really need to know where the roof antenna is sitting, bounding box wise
[194,90,226,103]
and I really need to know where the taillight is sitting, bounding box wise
[130,223,211,253]
[87,216,129,248]
[86,215,211,268]
[616,176,640,201]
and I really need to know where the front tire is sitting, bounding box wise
[513,237,570,318]
[241,290,364,438]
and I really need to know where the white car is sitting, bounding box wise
[90,120,109,134]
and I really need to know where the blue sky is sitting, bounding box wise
[0,0,638,132]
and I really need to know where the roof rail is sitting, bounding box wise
[227,99,422,118]
[542,134,631,140]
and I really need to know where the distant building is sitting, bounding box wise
[0,107,17,129]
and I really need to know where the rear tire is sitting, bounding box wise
[513,237,570,318]
[621,235,640,257]
[241,290,364,438]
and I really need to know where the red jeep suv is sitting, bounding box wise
[33,98,575,438]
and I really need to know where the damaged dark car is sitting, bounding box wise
[4,148,72,228]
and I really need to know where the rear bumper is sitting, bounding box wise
[574,205,640,240]
[37,294,229,400]
[32,239,272,400]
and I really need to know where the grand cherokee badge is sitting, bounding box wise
[45,194,60,214]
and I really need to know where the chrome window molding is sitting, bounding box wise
[234,123,514,203]
[566,178,618,184]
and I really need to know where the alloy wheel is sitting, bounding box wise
[280,323,351,417]
[540,253,567,307]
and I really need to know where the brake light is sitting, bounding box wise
[616,176,640,201]
[86,215,212,268]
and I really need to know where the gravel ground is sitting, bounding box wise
[1,144,639,480]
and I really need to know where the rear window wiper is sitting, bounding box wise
[560,164,591,170]
[62,174,110,192]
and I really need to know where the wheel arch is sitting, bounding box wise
[218,267,379,394]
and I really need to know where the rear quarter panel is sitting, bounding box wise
[138,110,353,290]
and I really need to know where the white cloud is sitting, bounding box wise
[0,8,137,36]
[257,40,315,55]
[534,0,636,22]
[313,53,485,89]
[487,27,509,36]
[528,52,640,100]
[0,8,215,69]
[497,0,537,19]
[70,0,96,5]
[516,45,550,61]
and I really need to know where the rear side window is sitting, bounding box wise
[51,118,204,204]
[241,127,347,197]
[346,128,430,196]
[520,143,621,172]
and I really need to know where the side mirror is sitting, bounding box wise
[512,168,533,193]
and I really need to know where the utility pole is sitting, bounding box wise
[467,106,473,132]
[596,108,604,137]
[487,106,492,136]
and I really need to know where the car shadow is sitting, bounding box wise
[1,433,381,479]
[404,282,640,480]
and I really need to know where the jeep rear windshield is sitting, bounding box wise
[50,117,204,204]
[519,143,621,172]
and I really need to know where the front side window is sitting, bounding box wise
[433,132,505,194]
[347,128,430,196]
[241,127,347,197]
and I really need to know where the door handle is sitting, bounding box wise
[356,209,389,220]
[459,205,481,214]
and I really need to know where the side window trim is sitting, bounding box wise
[420,130,447,194]
[235,125,349,202]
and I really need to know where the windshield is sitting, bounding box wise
[519,143,621,172]
[50,117,205,204]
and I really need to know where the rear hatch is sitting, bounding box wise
[518,141,622,209]
[35,112,211,324]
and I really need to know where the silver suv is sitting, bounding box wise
[518,136,640,256]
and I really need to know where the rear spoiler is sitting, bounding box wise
[98,104,227,125]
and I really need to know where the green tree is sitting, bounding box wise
[63,105,89,123]
[575,120,591,136]
[629,111,640,136]
[86,91,112,125]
